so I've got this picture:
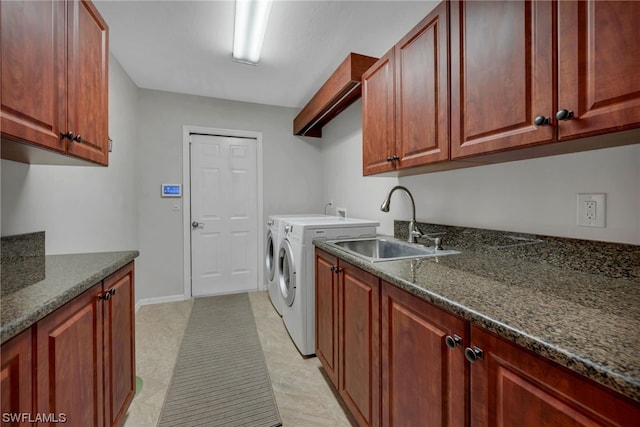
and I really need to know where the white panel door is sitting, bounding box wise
[190,134,258,296]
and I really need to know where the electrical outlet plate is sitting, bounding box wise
[577,193,605,227]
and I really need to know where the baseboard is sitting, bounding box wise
[135,286,267,312]
[135,294,189,312]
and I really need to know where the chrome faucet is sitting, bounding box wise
[380,185,424,243]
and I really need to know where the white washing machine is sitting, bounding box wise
[278,217,378,356]
[265,214,331,315]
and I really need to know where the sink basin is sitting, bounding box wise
[327,237,460,262]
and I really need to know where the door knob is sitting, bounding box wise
[192,221,201,228]
[61,131,74,140]
[72,134,82,143]
[534,115,550,126]
[556,109,574,121]
[445,335,462,349]
[464,346,484,363]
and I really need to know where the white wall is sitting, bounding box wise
[320,100,398,232]
[134,89,324,301]
[321,100,640,245]
[1,55,139,253]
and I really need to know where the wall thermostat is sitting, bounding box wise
[161,184,182,197]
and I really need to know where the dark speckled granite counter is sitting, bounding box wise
[1,231,46,294]
[314,223,640,403]
[1,251,139,344]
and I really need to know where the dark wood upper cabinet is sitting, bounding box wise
[362,49,396,176]
[0,0,109,166]
[450,0,640,160]
[66,0,109,165]
[362,0,640,174]
[294,53,378,138]
[0,0,67,154]
[362,1,449,175]
[450,0,555,159]
[395,2,449,168]
[557,0,640,141]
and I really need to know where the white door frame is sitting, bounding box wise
[182,125,264,299]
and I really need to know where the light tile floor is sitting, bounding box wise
[122,291,353,426]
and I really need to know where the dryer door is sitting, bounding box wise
[278,239,296,307]
[265,229,275,281]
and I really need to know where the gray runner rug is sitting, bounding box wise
[158,293,282,427]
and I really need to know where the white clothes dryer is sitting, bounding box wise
[278,217,378,356]
[265,214,330,315]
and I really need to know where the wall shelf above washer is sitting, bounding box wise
[293,52,378,138]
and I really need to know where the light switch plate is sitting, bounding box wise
[577,193,606,227]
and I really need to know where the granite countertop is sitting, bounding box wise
[1,251,140,344]
[314,225,640,403]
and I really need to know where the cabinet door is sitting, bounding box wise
[470,325,640,427]
[362,49,396,176]
[103,263,135,427]
[339,262,380,427]
[315,249,339,387]
[36,283,104,427]
[395,1,449,168]
[0,0,66,153]
[557,0,640,140]
[381,282,468,427]
[450,0,554,158]
[66,0,109,165]
[1,329,33,426]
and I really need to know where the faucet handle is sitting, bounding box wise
[423,234,444,251]
[408,220,424,243]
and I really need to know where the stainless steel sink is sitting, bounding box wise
[327,237,460,262]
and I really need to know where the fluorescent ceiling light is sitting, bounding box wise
[233,0,273,65]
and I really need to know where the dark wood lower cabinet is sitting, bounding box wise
[36,282,105,427]
[470,325,640,427]
[103,263,135,427]
[315,251,640,427]
[315,249,380,427]
[381,282,468,427]
[1,262,135,427]
[339,262,380,427]
[315,249,339,386]
[1,329,34,427]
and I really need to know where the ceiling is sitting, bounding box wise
[93,0,438,109]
